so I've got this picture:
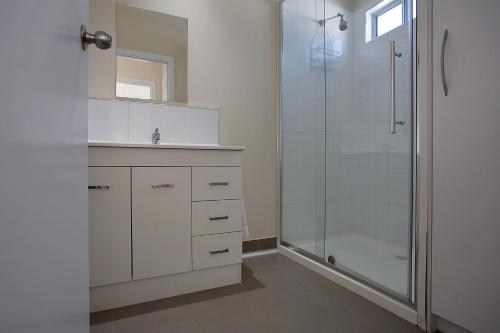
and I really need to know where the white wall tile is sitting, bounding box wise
[129,103,191,144]
[128,102,157,143]
[88,99,129,142]
[190,108,219,145]
[158,106,191,144]
[90,99,219,145]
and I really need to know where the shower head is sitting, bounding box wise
[319,12,348,31]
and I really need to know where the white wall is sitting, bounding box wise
[89,0,278,240]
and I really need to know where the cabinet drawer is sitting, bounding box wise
[89,167,131,287]
[192,232,242,270]
[192,200,242,236]
[192,167,242,201]
[132,167,192,280]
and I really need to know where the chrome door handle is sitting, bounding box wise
[441,29,449,96]
[209,182,229,186]
[389,41,402,134]
[88,185,110,190]
[209,215,229,221]
[151,184,174,189]
[209,248,230,255]
[81,25,112,51]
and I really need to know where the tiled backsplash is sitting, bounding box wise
[88,99,219,145]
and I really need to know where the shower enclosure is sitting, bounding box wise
[279,0,415,302]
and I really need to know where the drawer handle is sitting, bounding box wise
[209,182,229,186]
[209,248,230,255]
[88,185,110,190]
[209,215,229,221]
[151,184,174,189]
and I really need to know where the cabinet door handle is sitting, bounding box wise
[209,248,230,255]
[88,185,110,190]
[151,184,174,189]
[209,182,229,186]
[209,215,229,221]
[441,29,449,96]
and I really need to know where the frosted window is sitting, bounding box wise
[375,3,403,37]
[116,82,153,100]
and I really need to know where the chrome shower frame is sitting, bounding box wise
[276,0,428,329]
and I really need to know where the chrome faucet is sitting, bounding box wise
[152,128,160,144]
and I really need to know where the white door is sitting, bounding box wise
[0,1,90,332]
[132,167,192,280]
[432,1,500,332]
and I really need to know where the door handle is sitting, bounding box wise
[209,182,229,186]
[389,41,402,134]
[441,29,449,96]
[209,215,229,221]
[151,184,174,189]
[81,25,112,51]
[88,185,110,190]
[209,248,230,255]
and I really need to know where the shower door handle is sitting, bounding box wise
[389,41,402,134]
[440,29,449,96]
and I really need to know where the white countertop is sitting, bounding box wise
[88,141,246,151]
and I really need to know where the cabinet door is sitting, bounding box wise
[432,1,500,332]
[89,167,131,287]
[132,167,191,280]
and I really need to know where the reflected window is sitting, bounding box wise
[116,78,155,100]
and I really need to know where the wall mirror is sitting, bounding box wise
[116,4,188,103]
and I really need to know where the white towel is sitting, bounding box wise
[241,195,250,240]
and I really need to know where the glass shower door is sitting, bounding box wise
[323,0,413,299]
[280,0,326,258]
[280,0,414,302]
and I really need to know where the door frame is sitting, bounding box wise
[415,0,432,331]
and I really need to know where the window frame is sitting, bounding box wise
[371,0,407,39]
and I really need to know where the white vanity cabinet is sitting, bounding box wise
[88,167,131,287]
[132,167,191,280]
[88,143,245,312]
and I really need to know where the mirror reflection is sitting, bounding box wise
[116,5,188,103]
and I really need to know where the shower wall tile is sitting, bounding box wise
[296,63,325,99]
[295,97,325,133]
[281,95,299,131]
[326,70,354,104]
[325,2,411,248]
[282,60,298,96]
[282,0,298,62]
[387,168,410,206]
